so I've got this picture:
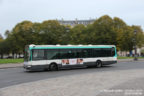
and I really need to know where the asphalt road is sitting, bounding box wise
[0,61,144,89]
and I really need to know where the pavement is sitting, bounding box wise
[1,67,144,96]
[0,61,144,96]
[0,63,23,69]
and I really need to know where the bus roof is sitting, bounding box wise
[29,44,116,49]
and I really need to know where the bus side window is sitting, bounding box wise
[101,48,112,57]
[76,49,82,58]
[32,49,45,60]
[81,49,87,58]
[69,49,77,59]
[93,48,101,57]
[46,49,59,60]
[59,49,69,59]
[87,49,93,58]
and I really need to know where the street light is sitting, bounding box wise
[134,29,138,61]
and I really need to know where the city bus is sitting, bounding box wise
[24,44,117,71]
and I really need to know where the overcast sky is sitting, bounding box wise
[0,0,144,37]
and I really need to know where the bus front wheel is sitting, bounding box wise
[96,60,102,68]
[49,63,58,71]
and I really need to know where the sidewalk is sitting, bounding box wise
[118,59,144,62]
[0,63,23,69]
[0,59,144,69]
[1,69,144,96]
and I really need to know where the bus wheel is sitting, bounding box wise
[96,60,102,68]
[49,63,58,71]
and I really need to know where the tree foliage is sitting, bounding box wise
[0,34,3,42]
[0,15,144,58]
[68,24,86,44]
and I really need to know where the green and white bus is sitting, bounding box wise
[24,44,117,71]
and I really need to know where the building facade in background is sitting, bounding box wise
[58,19,95,26]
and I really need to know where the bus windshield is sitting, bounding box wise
[24,46,30,61]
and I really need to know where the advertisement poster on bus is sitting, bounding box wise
[62,59,83,65]
[77,59,83,64]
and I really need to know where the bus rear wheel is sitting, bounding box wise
[49,63,58,71]
[96,60,102,68]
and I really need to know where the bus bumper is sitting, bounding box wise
[23,65,48,71]
[102,60,117,65]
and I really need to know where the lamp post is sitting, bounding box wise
[134,29,138,61]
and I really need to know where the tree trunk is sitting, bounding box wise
[12,52,14,59]
[1,54,3,59]
[16,53,17,58]
[19,53,20,58]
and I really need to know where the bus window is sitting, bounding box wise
[86,49,93,58]
[47,49,59,59]
[81,49,87,58]
[59,49,69,59]
[24,48,30,61]
[93,48,101,57]
[32,49,45,60]
[76,49,82,58]
[101,48,112,57]
[67,50,74,58]
[111,47,115,56]
[24,46,30,61]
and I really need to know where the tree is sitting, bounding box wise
[117,25,144,54]
[4,30,10,38]
[113,17,127,51]
[11,20,35,53]
[117,26,134,52]
[0,40,12,58]
[90,15,117,45]
[31,22,42,44]
[82,24,95,44]
[131,25,144,48]
[40,20,68,45]
[1,15,143,58]
[113,17,127,29]
[68,24,86,44]
[0,34,4,58]
[0,34,3,42]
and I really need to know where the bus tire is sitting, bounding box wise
[49,63,58,71]
[96,60,102,68]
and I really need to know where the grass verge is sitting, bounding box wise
[118,56,144,59]
[0,59,24,64]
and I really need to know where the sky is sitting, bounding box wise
[0,0,144,37]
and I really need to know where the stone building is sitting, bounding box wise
[58,19,95,26]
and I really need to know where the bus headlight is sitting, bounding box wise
[27,65,31,68]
